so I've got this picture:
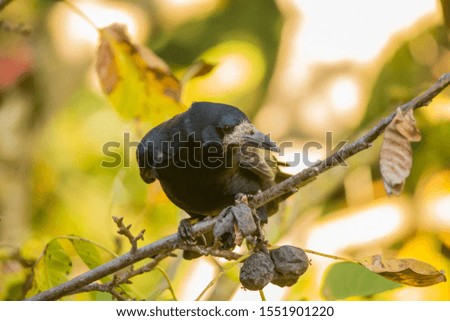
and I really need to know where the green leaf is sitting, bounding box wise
[321,262,401,300]
[27,239,72,297]
[67,236,136,299]
[69,237,104,270]
[68,236,114,285]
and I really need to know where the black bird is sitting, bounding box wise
[137,102,289,257]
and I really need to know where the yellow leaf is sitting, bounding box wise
[379,107,421,195]
[96,23,185,124]
[358,255,446,287]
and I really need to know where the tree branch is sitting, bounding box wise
[177,244,242,261]
[26,219,214,301]
[68,252,173,300]
[26,73,450,301]
[71,282,129,301]
[249,73,450,209]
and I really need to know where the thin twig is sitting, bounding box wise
[69,282,129,301]
[26,73,450,301]
[113,252,172,283]
[26,220,211,301]
[248,73,450,209]
[113,216,145,254]
[177,244,242,261]
[69,252,172,299]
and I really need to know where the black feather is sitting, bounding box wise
[137,102,291,258]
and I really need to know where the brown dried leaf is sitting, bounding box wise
[379,107,421,195]
[359,255,446,287]
[213,206,237,249]
[180,60,216,86]
[96,32,119,94]
[231,203,257,237]
[392,107,421,142]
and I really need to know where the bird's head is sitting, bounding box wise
[188,102,278,152]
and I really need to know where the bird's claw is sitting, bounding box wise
[177,218,197,245]
[235,193,249,205]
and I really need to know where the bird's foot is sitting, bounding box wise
[234,193,249,205]
[178,218,212,260]
[177,218,197,245]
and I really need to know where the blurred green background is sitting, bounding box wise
[0,0,450,300]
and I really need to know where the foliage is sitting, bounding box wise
[0,0,449,301]
[322,262,401,300]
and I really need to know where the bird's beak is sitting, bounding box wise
[228,122,279,152]
[242,128,279,152]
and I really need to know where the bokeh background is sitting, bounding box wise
[1,0,450,300]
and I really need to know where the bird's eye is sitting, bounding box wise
[222,125,234,134]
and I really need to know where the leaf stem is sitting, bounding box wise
[303,249,355,262]
[62,0,99,31]
[155,267,178,301]
[195,253,250,301]
[58,235,118,258]
[259,289,266,301]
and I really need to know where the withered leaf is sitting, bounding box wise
[213,202,257,248]
[180,60,216,86]
[379,107,421,195]
[359,255,446,287]
[213,206,237,249]
[96,23,184,124]
[231,203,257,237]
